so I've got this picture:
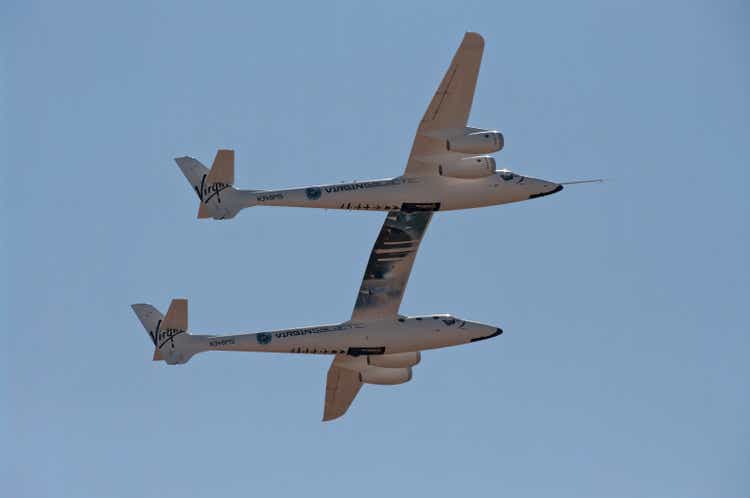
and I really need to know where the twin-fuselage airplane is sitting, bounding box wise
[133,32,581,421]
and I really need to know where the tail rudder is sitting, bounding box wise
[174,149,256,220]
[131,299,194,364]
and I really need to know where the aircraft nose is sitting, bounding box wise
[529,182,563,199]
[470,326,503,342]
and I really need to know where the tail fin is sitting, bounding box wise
[174,149,255,220]
[131,299,194,364]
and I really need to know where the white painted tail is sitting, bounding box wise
[131,299,194,364]
[174,149,256,220]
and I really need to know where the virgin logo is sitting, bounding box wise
[195,174,230,204]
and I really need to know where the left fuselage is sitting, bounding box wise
[176,315,501,359]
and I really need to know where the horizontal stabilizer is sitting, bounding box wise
[206,149,234,186]
[197,202,213,219]
[162,298,187,331]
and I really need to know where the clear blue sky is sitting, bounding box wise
[3,1,748,497]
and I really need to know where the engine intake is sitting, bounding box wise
[447,131,504,154]
[439,156,496,179]
[360,366,412,385]
[368,351,421,368]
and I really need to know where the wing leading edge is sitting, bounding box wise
[404,32,485,177]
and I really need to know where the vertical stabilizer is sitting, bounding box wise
[131,303,163,355]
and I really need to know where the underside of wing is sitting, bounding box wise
[404,32,485,177]
[350,210,433,322]
[322,353,420,421]
[323,355,365,421]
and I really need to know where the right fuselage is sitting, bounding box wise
[247,171,562,213]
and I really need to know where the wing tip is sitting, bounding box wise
[174,155,195,165]
[463,31,484,48]
[322,410,344,422]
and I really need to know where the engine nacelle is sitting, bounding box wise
[439,156,496,179]
[368,351,421,368]
[360,366,412,385]
[447,131,504,154]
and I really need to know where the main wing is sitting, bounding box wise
[350,210,433,322]
[404,32,485,177]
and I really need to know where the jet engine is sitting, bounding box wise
[447,130,504,154]
[368,351,421,368]
[439,156,496,179]
[360,366,412,385]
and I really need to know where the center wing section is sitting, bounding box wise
[350,211,433,322]
[403,32,485,177]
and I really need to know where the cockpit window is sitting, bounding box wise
[499,169,515,181]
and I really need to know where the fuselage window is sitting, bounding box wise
[500,170,515,181]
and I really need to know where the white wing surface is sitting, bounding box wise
[350,210,433,322]
[404,32,485,177]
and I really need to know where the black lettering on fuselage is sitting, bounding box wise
[209,338,235,347]
[273,323,363,339]
[256,193,284,202]
[323,179,400,194]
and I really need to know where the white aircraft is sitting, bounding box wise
[132,209,501,421]
[134,33,596,421]
[174,32,584,221]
